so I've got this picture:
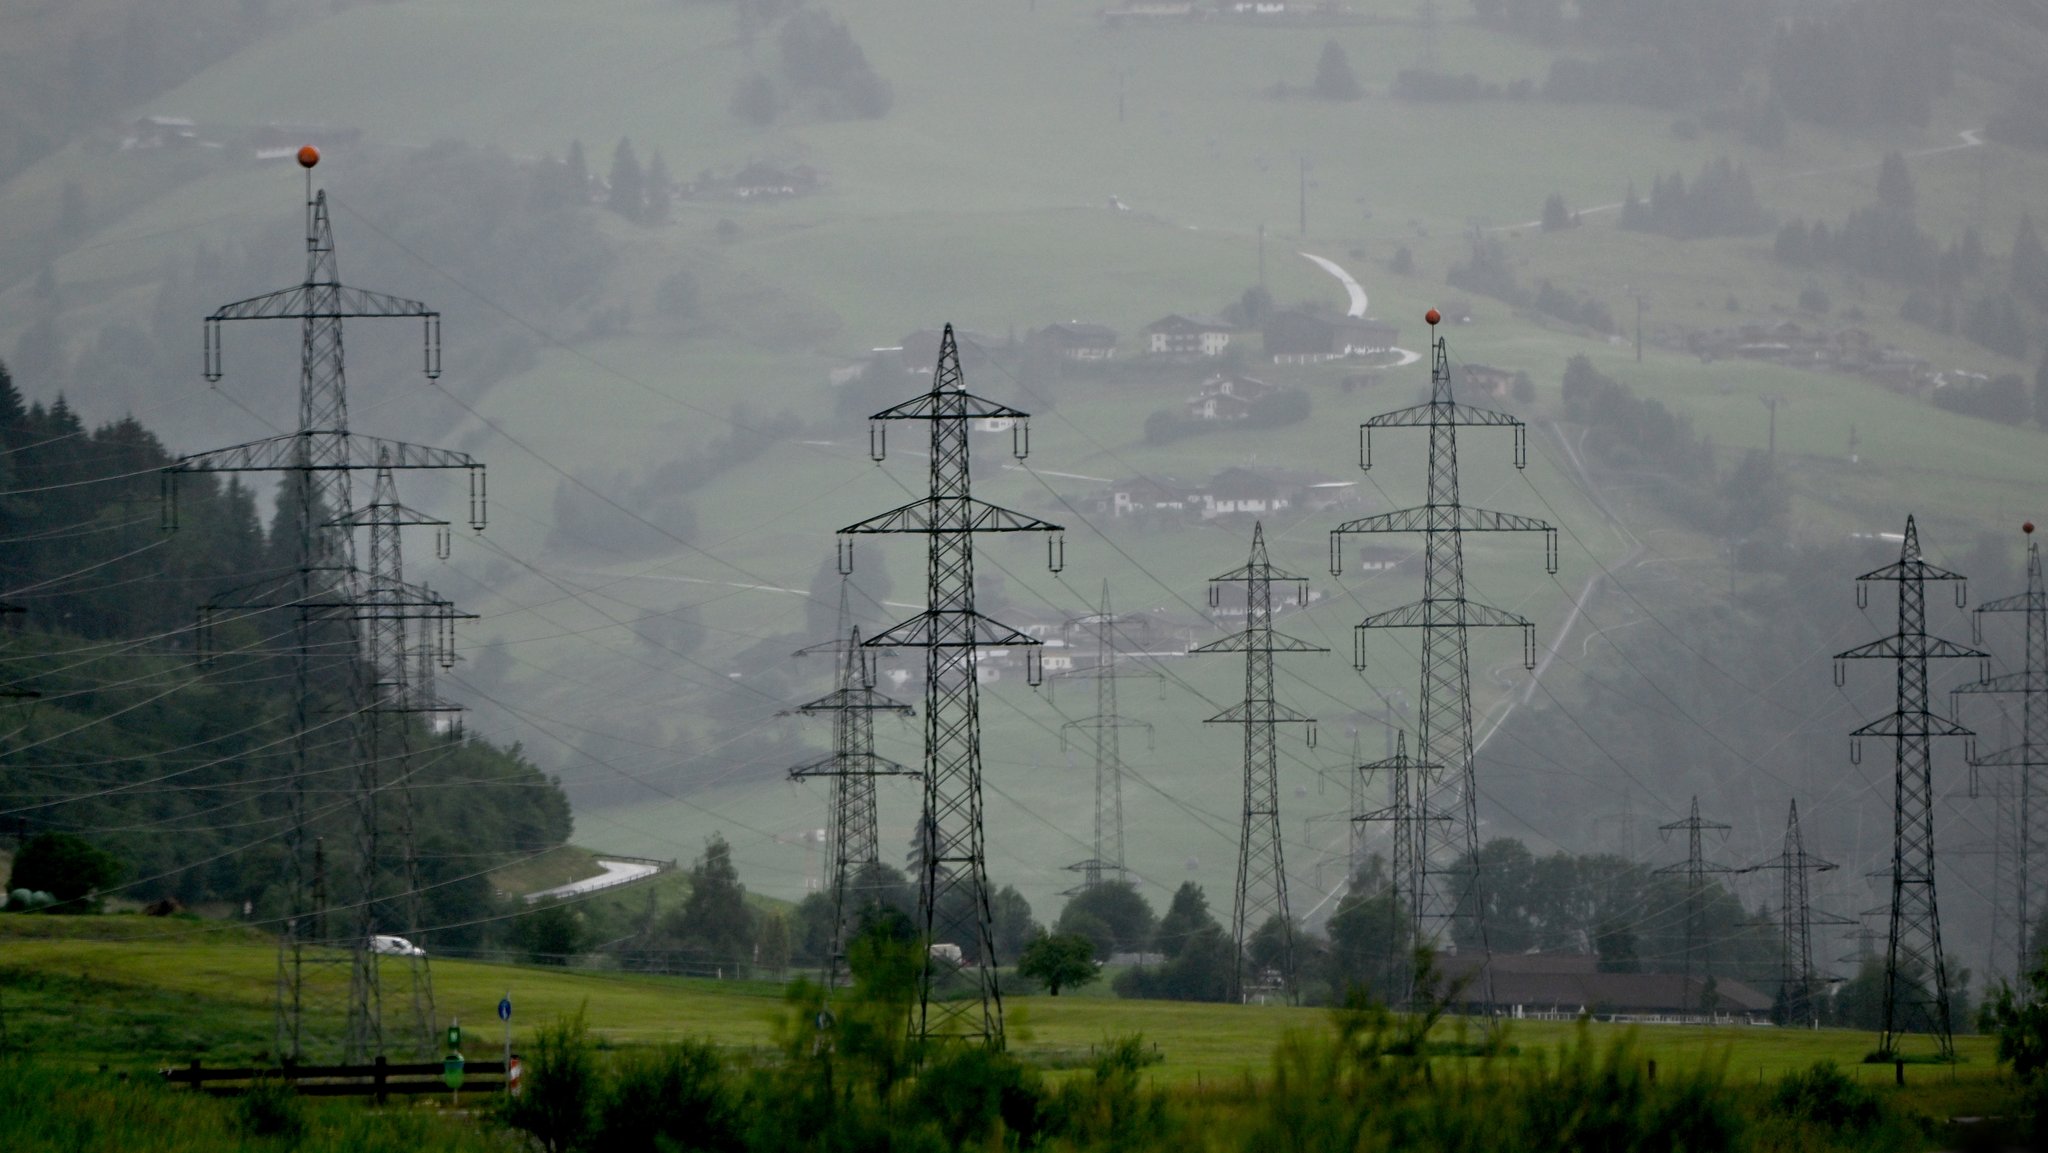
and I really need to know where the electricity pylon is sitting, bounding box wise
[1354,731,1442,1002]
[333,450,470,1057]
[1194,522,1324,1003]
[1955,528,2046,979]
[1329,311,1557,975]
[789,582,914,1000]
[1655,796,1737,1021]
[165,151,485,1063]
[1747,799,1837,1029]
[838,323,1064,1048]
[1835,515,1981,1060]
[1056,581,1154,890]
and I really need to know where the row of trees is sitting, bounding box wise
[0,361,574,920]
[731,6,892,125]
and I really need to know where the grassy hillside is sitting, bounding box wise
[0,0,2044,942]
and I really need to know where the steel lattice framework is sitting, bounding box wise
[165,165,484,1063]
[1655,796,1736,1018]
[839,323,1063,1047]
[789,582,915,1001]
[1747,799,1838,1029]
[1194,522,1323,1003]
[1329,317,1556,974]
[1835,515,1980,1060]
[1056,582,1154,890]
[333,451,471,1057]
[1955,534,2047,981]
[1354,731,1442,1001]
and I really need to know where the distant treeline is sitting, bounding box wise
[1413,0,1954,133]
[0,361,572,935]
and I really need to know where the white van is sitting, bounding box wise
[369,934,426,958]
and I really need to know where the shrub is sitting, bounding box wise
[592,1041,743,1153]
[503,1008,597,1153]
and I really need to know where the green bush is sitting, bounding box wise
[592,1041,743,1153]
[503,1007,597,1153]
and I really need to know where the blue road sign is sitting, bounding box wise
[498,997,512,1023]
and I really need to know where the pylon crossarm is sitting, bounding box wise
[1850,711,1973,739]
[864,610,1040,650]
[795,687,914,716]
[788,751,918,780]
[1204,700,1316,726]
[171,434,480,474]
[1356,598,1531,632]
[839,496,1060,536]
[1972,742,2046,768]
[1835,635,1985,663]
[1190,628,1326,655]
[1361,400,1524,430]
[208,284,435,323]
[1331,505,1553,537]
[1954,670,2045,696]
[869,390,1030,422]
[1976,589,2046,615]
[329,501,450,530]
[1856,558,1968,585]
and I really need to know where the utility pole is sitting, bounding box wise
[1954,524,2046,980]
[1355,731,1441,1002]
[165,148,485,1063]
[1330,309,1558,996]
[1298,156,1309,238]
[838,323,1065,1048]
[788,581,915,1002]
[1194,522,1324,1003]
[1655,797,1736,1022]
[1835,515,1981,1060]
[1747,799,1837,1029]
[1056,582,1153,891]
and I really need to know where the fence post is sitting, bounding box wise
[1894,1060,1905,1087]
[374,1055,388,1106]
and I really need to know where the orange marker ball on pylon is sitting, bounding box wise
[1425,307,1441,326]
[2026,521,2036,535]
[297,145,320,168]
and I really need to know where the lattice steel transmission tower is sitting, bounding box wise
[838,323,1064,1047]
[1354,731,1441,1001]
[1056,581,1153,890]
[335,450,471,1057]
[1835,515,1980,1060]
[1194,522,1324,1002]
[1955,528,2046,980]
[1329,312,1557,961]
[165,151,485,1063]
[1655,797,1736,1020]
[1747,799,1837,1029]
[789,582,915,999]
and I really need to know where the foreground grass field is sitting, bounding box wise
[0,917,2009,1120]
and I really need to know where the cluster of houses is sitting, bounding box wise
[122,116,362,160]
[683,162,820,202]
[1081,466,1359,525]
[1678,320,1978,396]
[1435,953,1777,1025]
[1030,311,1400,366]
[1102,1,1367,26]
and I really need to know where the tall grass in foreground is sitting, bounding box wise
[0,1063,518,1153]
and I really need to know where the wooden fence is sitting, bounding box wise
[160,1056,510,1101]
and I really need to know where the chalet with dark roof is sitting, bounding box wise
[1145,314,1235,357]
[1033,322,1119,361]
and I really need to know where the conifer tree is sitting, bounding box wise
[608,138,644,222]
